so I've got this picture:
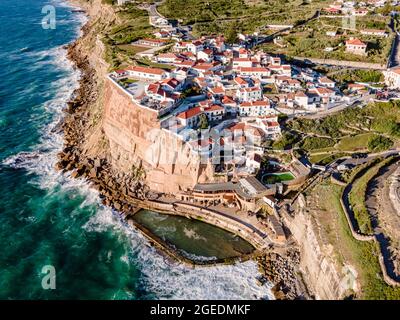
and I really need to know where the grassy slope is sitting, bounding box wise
[103,4,153,69]
[158,0,330,36]
[348,157,395,235]
[336,133,377,152]
[314,181,400,299]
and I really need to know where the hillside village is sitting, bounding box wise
[110,34,352,169]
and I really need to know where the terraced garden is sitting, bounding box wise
[289,101,400,164]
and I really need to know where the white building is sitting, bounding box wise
[318,76,336,88]
[236,87,263,102]
[239,100,272,117]
[232,58,253,70]
[126,66,169,81]
[294,91,309,108]
[345,38,367,55]
[156,53,179,64]
[238,67,271,78]
[384,67,400,88]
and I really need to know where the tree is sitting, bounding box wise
[225,22,238,44]
[272,132,299,150]
[198,113,209,129]
[180,85,202,98]
[367,135,393,152]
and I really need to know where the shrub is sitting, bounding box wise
[367,135,393,152]
[272,132,299,150]
[300,136,336,151]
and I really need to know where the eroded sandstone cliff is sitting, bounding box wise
[66,0,215,193]
[282,195,359,299]
[103,80,215,193]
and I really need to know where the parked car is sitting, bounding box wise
[351,152,368,159]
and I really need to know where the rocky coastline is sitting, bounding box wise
[256,249,311,300]
[58,0,310,300]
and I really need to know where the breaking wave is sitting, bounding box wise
[85,207,274,300]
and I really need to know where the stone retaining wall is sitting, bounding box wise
[340,157,400,287]
[138,199,272,250]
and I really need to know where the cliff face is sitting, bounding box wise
[67,0,214,193]
[103,80,215,193]
[283,195,359,299]
[67,0,117,159]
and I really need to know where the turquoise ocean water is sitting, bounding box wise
[0,0,272,299]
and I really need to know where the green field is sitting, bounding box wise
[117,44,150,55]
[262,172,295,184]
[336,133,377,152]
[306,133,389,164]
[290,100,400,146]
[136,58,175,71]
[102,4,153,68]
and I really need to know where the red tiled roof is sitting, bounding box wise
[127,65,166,76]
[233,58,252,62]
[295,91,307,97]
[240,87,261,92]
[389,67,400,75]
[222,96,236,104]
[240,100,270,107]
[205,104,224,112]
[210,86,225,94]
[267,121,279,127]
[346,38,366,46]
[239,67,270,73]
[234,77,248,85]
[177,107,202,119]
[193,63,214,71]
[319,76,334,83]
[251,100,270,106]
[162,77,180,88]
[348,83,366,88]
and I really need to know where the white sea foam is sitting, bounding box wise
[183,227,207,242]
[1,2,274,300]
[85,206,274,300]
[51,0,88,37]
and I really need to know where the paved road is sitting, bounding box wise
[149,4,158,16]
[339,150,399,168]
[388,15,400,68]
